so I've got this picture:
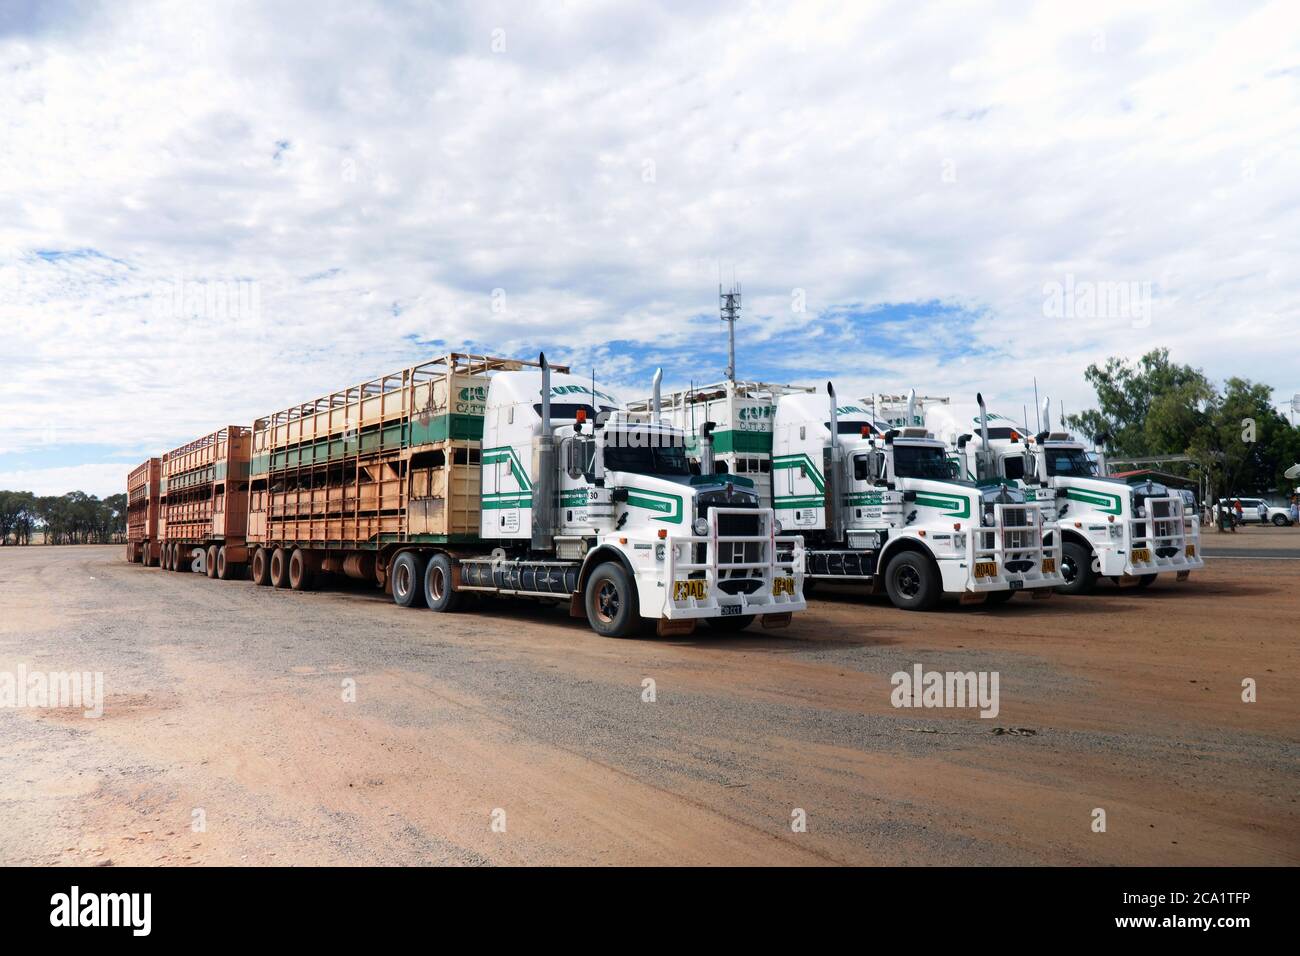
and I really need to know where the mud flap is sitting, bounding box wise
[656,618,697,637]
[1176,570,1191,581]
[1031,588,1052,600]
[959,591,985,605]
[760,612,792,629]
[569,593,585,618]
[1117,575,1141,588]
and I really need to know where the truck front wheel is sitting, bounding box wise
[584,562,640,637]
[1057,541,1097,595]
[883,550,941,611]
[423,553,462,612]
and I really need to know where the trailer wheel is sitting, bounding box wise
[423,553,461,612]
[704,613,754,632]
[584,561,640,637]
[1135,573,1157,589]
[251,548,272,586]
[289,548,314,591]
[391,551,426,608]
[206,545,220,579]
[270,547,292,589]
[1057,541,1096,595]
[162,543,172,570]
[217,546,239,581]
[883,549,941,611]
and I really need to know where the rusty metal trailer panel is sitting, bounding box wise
[159,425,252,578]
[246,353,562,589]
[125,457,162,565]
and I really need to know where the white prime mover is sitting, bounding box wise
[767,387,1063,609]
[884,392,1061,520]
[448,357,805,636]
[885,392,1203,592]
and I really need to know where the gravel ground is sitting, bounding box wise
[1,545,1296,866]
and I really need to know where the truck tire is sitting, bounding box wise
[1057,541,1096,595]
[704,613,754,632]
[251,548,272,586]
[883,549,941,611]
[423,553,462,612]
[162,543,172,570]
[289,548,314,591]
[391,551,426,608]
[584,561,640,637]
[216,546,238,581]
[270,547,292,589]
[206,545,220,579]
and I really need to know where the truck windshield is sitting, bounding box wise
[1045,447,1096,477]
[604,438,692,476]
[1003,453,1034,481]
[893,445,958,480]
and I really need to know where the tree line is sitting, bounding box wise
[0,490,127,545]
[1065,349,1300,500]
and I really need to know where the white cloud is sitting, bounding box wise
[1,0,1298,497]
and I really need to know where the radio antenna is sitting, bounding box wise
[720,282,741,382]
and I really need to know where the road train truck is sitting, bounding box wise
[241,353,805,637]
[769,387,1063,609]
[892,392,1203,592]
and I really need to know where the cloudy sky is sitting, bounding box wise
[2,0,1298,497]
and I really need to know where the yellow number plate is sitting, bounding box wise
[673,579,708,601]
[1041,557,1056,574]
[772,577,795,597]
[1132,548,1151,562]
[1185,544,1196,557]
[974,561,997,579]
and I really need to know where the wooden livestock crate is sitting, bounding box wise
[247,353,561,551]
[161,426,252,545]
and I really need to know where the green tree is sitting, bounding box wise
[1067,349,1300,501]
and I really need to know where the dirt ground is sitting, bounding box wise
[1,543,1296,866]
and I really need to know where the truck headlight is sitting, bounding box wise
[773,518,783,534]
[693,517,709,536]
[981,506,995,527]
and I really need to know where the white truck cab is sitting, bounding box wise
[464,358,806,636]
[883,391,1203,592]
[1026,431,1203,591]
[771,387,1062,609]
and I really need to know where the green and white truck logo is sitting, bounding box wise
[913,491,972,519]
